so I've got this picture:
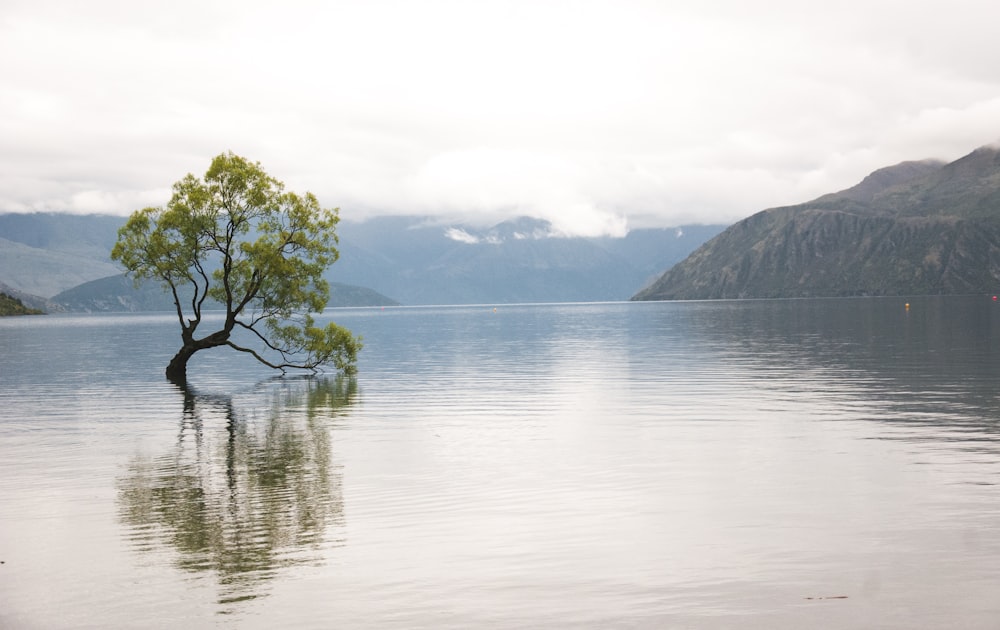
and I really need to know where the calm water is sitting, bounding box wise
[2,297,1000,628]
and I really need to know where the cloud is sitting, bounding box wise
[3,0,1000,234]
[444,228,479,245]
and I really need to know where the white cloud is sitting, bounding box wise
[2,0,1000,233]
[444,227,479,244]
[64,188,172,215]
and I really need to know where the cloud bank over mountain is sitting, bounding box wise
[3,0,1000,235]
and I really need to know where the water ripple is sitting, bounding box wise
[3,300,1000,627]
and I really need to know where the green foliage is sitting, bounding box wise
[0,292,44,316]
[111,152,361,379]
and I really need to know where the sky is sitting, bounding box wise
[3,0,1000,237]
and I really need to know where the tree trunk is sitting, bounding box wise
[165,344,198,384]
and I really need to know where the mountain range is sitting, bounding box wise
[0,212,724,311]
[331,216,722,305]
[634,143,1000,300]
[11,141,999,310]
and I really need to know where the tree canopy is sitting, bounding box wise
[111,152,361,382]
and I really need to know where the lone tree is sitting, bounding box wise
[112,152,361,383]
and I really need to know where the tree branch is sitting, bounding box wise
[224,341,321,373]
[161,272,188,333]
[232,270,263,316]
[190,257,210,319]
[233,319,298,357]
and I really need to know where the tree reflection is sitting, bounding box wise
[118,376,356,607]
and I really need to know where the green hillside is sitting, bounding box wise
[0,292,44,316]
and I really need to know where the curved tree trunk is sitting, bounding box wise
[165,328,231,384]
[165,344,198,384]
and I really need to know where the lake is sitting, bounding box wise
[2,297,1000,628]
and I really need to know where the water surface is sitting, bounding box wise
[2,297,1000,628]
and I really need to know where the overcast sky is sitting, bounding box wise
[3,0,1000,236]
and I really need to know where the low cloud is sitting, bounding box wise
[444,228,480,244]
[65,188,171,215]
[3,1,1000,234]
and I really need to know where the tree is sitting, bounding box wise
[111,152,361,383]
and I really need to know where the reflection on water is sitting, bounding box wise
[674,295,1000,446]
[4,301,1000,628]
[117,377,356,608]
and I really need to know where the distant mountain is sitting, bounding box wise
[592,224,729,289]
[1,211,725,307]
[634,144,1000,300]
[0,237,120,299]
[0,213,123,297]
[51,274,399,313]
[331,216,725,304]
[0,281,61,313]
[0,212,122,255]
[0,291,44,316]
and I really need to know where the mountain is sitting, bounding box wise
[0,212,122,256]
[50,274,399,313]
[634,144,1000,300]
[592,224,729,289]
[0,213,123,298]
[811,159,948,206]
[1,211,725,308]
[0,291,44,316]
[0,281,62,313]
[344,216,638,304]
[330,216,725,304]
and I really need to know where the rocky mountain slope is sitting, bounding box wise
[634,145,1000,300]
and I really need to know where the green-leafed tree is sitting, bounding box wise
[111,152,361,383]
